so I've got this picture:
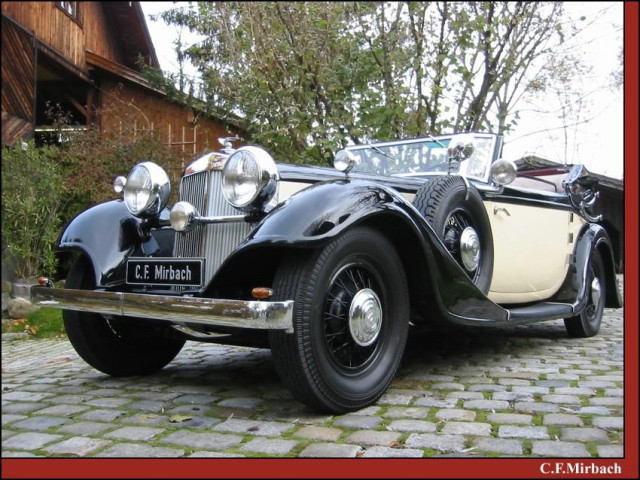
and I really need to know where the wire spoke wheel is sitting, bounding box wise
[269,226,409,413]
[323,263,382,371]
[442,207,482,283]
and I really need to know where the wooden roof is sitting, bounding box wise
[85,49,164,94]
[102,2,160,71]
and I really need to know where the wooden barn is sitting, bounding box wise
[1,1,244,166]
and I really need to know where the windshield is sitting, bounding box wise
[345,135,495,182]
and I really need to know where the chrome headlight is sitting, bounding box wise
[334,149,357,174]
[170,201,197,232]
[222,146,278,212]
[123,161,171,216]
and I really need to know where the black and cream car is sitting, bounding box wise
[32,133,623,413]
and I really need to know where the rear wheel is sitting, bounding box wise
[63,255,185,376]
[269,226,410,413]
[564,251,605,338]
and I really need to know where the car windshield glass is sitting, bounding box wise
[346,136,494,182]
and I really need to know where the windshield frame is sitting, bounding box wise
[345,133,500,184]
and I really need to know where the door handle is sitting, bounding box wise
[493,206,511,216]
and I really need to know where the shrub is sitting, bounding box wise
[44,95,182,225]
[1,141,64,279]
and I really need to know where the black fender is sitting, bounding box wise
[213,179,508,323]
[551,223,623,310]
[55,200,166,287]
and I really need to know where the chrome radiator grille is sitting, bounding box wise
[173,171,252,287]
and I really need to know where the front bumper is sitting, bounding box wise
[31,286,294,333]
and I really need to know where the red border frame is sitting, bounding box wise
[2,2,638,479]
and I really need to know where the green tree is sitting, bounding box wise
[149,1,578,164]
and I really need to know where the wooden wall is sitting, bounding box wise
[1,15,36,145]
[98,78,242,173]
[1,2,123,70]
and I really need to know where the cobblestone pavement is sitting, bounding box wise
[2,279,625,458]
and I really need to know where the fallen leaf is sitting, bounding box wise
[137,414,159,422]
[169,414,193,423]
[137,415,158,422]
[388,440,399,448]
[46,356,71,364]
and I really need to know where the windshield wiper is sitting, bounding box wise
[426,134,447,149]
[365,144,401,164]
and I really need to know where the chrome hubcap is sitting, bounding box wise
[591,277,601,307]
[348,288,382,347]
[459,227,480,272]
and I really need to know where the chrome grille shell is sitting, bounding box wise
[173,171,253,287]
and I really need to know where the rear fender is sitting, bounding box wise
[551,223,622,309]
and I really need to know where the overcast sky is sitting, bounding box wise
[142,2,624,179]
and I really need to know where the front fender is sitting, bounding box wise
[215,179,508,323]
[56,200,146,287]
[244,180,398,246]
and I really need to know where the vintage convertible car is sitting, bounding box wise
[31,132,622,413]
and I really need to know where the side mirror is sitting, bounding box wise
[490,159,518,185]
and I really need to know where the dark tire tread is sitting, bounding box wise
[269,227,409,413]
[564,251,605,338]
[413,175,494,293]
[413,175,463,225]
[63,256,185,377]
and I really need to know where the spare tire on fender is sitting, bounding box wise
[413,175,494,294]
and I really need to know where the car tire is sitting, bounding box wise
[63,255,185,376]
[268,226,410,414]
[564,250,605,337]
[413,175,494,293]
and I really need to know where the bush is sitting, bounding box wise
[44,96,183,225]
[1,141,64,279]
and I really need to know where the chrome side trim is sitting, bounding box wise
[31,286,294,333]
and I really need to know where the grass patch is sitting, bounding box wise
[2,307,66,339]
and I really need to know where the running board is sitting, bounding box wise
[506,302,574,323]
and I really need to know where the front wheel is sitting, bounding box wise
[564,251,606,338]
[269,226,410,413]
[63,255,185,376]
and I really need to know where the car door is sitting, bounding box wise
[484,190,585,304]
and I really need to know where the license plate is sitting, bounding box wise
[126,258,204,287]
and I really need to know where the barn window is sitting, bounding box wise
[56,1,81,24]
